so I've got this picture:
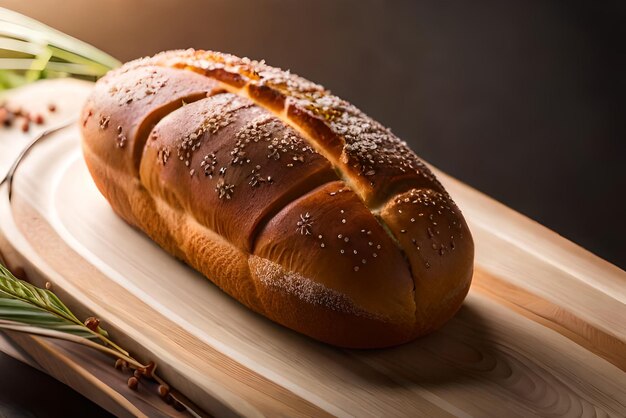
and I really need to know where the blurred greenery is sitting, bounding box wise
[0,7,120,91]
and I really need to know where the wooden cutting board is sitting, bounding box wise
[0,80,624,418]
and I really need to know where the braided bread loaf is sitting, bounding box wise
[80,50,473,348]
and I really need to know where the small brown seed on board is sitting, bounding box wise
[158,384,170,398]
[84,317,100,331]
[114,359,123,370]
[127,376,138,390]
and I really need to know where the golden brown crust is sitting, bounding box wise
[140,93,336,251]
[154,50,447,207]
[248,256,415,348]
[380,189,474,334]
[81,65,221,177]
[80,49,474,348]
[253,181,415,324]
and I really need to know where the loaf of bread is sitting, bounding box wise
[80,49,473,348]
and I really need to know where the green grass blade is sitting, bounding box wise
[0,7,121,70]
[0,264,93,331]
[0,298,97,339]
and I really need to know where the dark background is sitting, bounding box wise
[0,0,624,416]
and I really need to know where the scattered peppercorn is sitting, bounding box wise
[158,384,170,398]
[0,102,55,132]
[127,376,139,390]
[2,114,13,127]
[84,317,100,331]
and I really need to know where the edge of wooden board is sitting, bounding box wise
[0,331,205,418]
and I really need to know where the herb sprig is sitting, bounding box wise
[0,7,121,91]
[0,262,198,413]
[0,263,141,368]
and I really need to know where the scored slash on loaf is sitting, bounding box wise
[80,49,474,348]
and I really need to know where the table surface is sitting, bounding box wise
[0,352,112,418]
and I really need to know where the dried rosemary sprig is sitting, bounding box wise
[0,263,138,366]
[0,262,196,414]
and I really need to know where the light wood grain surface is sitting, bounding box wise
[0,80,624,417]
